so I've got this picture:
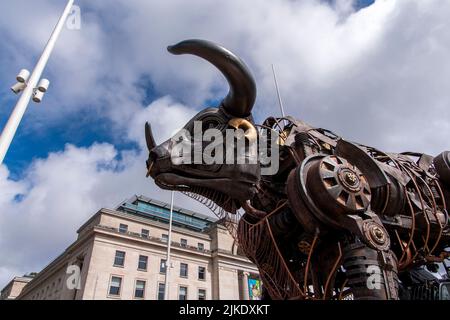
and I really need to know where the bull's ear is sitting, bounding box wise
[168,39,256,118]
[228,118,258,143]
[145,122,156,151]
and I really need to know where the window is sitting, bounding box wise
[180,239,188,248]
[114,251,126,267]
[119,224,128,234]
[134,280,146,299]
[198,289,207,300]
[180,263,188,278]
[161,234,169,243]
[141,229,149,238]
[198,243,205,251]
[158,283,165,300]
[160,259,167,274]
[198,266,206,280]
[138,255,148,271]
[109,276,122,296]
[179,286,188,300]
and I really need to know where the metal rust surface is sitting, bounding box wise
[145,39,450,300]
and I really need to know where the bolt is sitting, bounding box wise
[374,228,384,239]
[345,172,357,185]
[371,226,386,244]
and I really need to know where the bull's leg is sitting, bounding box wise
[343,242,399,300]
[286,155,401,299]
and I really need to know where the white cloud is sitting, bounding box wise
[128,96,197,148]
[3,0,449,154]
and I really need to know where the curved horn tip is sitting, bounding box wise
[166,39,257,117]
[167,45,178,54]
[167,39,207,55]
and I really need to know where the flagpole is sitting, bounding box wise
[0,0,75,164]
[164,191,175,300]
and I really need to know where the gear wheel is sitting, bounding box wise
[306,155,372,216]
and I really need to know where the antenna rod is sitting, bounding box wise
[271,64,286,118]
[164,191,175,300]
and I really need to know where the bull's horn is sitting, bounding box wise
[145,122,156,151]
[168,39,256,118]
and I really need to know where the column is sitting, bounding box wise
[242,272,250,300]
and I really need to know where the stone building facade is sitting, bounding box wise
[0,276,34,300]
[14,196,260,300]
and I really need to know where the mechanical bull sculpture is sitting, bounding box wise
[145,39,450,300]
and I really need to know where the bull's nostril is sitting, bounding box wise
[151,143,170,160]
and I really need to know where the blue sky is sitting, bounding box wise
[328,0,375,9]
[0,2,147,179]
[355,0,375,8]
[1,0,450,288]
[1,0,375,180]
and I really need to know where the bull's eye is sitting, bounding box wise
[183,111,228,136]
[202,120,220,131]
[175,134,190,143]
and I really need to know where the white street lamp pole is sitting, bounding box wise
[0,0,75,164]
[164,191,175,300]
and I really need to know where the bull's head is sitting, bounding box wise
[145,39,260,213]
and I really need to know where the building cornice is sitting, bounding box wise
[92,225,212,257]
[94,209,213,240]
